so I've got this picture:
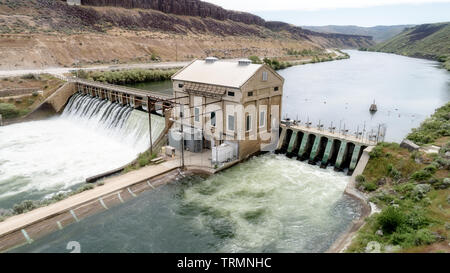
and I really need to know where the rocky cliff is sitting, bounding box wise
[80,0,266,26]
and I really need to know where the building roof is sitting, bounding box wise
[172,60,265,89]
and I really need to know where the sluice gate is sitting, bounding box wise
[276,121,376,175]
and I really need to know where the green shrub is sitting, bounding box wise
[363,181,378,192]
[262,58,292,70]
[405,210,430,230]
[387,164,402,180]
[0,103,21,119]
[407,102,450,145]
[13,200,38,215]
[138,156,149,167]
[21,73,38,80]
[248,55,262,64]
[73,184,95,194]
[150,53,160,61]
[81,68,179,85]
[369,145,383,158]
[413,229,436,246]
[356,174,366,184]
[392,228,436,247]
[423,163,438,174]
[377,206,405,234]
[411,170,432,181]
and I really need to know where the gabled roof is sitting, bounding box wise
[172,60,265,89]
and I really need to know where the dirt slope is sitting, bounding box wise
[0,0,374,69]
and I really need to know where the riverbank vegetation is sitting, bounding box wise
[249,50,349,70]
[347,104,450,253]
[0,74,64,120]
[75,68,179,85]
[123,150,159,173]
[407,102,450,145]
[0,181,106,222]
[248,56,293,70]
[366,22,450,71]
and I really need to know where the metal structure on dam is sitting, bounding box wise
[277,120,384,175]
[74,79,175,112]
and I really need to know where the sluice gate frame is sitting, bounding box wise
[277,123,375,175]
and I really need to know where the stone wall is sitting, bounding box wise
[44,82,76,113]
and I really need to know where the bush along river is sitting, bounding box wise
[4,50,450,252]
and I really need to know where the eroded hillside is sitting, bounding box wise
[0,0,374,69]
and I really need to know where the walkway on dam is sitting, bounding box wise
[74,78,173,101]
[288,123,374,146]
[0,160,179,242]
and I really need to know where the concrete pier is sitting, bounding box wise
[277,123,374,174]
[309,135,321,163]
[321,139,334,167]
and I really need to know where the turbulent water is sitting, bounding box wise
[12,154,361,253]
[0,94,165,209]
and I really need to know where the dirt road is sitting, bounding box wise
[0,61,189,78]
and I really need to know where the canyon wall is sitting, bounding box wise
[80,0,266,26]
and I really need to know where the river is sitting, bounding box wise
[128,51,450,142]
[4,50,450,253]
[11,154,361,253]
[279,50,450,142]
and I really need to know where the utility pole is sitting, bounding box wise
[147,96,153,155]
[175,40,178,62]
[180,104,185,169]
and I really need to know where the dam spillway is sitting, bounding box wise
[277,123,372,175]
[62,93,165,150]
[0,93,165,209]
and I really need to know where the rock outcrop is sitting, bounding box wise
[80,0,266,26]
[77,0,374,47]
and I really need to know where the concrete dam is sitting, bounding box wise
[63,93,166,150]
[277,122,375,175]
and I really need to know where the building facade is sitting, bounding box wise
[171,58,284,163]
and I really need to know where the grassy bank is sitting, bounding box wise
[347,103,450,253]
[407,102,450,145]
[75,68,179,85]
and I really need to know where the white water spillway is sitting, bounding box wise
[0,94,165,209]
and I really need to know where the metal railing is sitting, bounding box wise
[282,119,386,146]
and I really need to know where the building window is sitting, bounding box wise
[248,91,253,97]
[228,115,235,131]
[259,111,266,128]
[262,71,268,81]
[246,115,252,132]
[211,111,216,127]
[228,91,235,97]
[178,83,184,88]
[274,86,279,91]
[194,107,200,122]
